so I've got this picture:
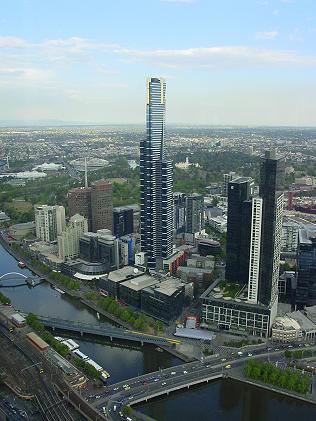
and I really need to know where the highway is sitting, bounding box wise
[91,344,316,420]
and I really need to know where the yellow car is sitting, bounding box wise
[39,368,44,374]
[224,364,232,369]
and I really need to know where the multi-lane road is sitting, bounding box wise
[88,343,316,420]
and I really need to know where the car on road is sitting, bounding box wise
[247,353,253,357]
[113,387,119,391]
[162,382,166,386]
[154,378,159,382]
[225,364,232,369]
[171,371,176,375]
[221,358,227,362]
[183,370,188,374]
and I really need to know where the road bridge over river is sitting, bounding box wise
[31,314,181,347]
[92,345,316,419]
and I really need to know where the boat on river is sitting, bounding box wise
[18,261,26,268]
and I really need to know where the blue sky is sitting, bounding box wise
[1,0,315,125]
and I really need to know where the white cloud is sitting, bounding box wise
[115,45,316,67]
[0,36,30,48]
[256,30,279,39]
[0,66,51,81]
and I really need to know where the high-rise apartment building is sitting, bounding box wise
[68,187,92,231]
[35,205,66,243]
[58,214,88,260]
[90,179,113,233]
[186,193,204,235]
[140,77,173,269]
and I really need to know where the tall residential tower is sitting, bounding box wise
[140,77,173,269]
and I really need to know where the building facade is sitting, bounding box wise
[91,179,113,233]
[35,205,65,243]
[282,221,299,253]
[296,227,316,307]
[225,177,254,284]
[68,187,92,231]
[258,150,284,308]
[113,206,134,238]
[58,214,88,261]
[140,77,173,269]
[186,193,204,235]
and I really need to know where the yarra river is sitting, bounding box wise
[1,244,316,420]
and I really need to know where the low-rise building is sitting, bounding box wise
[162,249,186,274]
[119,274,159,308]
[9,222,36,240]
[103,266,144,298]
[271,316,302,342]
[141,277,185,322]
[207,215,227,233]
[200,280,271,337]
[272,310,316,342]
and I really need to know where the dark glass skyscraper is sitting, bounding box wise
[258,151,284,307]
[226,177,254,283]
[140,77,173,269]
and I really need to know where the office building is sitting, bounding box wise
[223,171,237,196]
[68,187,92,231]
[225,177,254,284]
[79,230,118,273]
[282,221,299,253]
[258,150,284,309]
[113,206,134,238]
[296,227,316,307]
[35,205,65,243]
[91,179,113,233]
[58,214,88,261]
[186,193,204,235]
[174,192,186,234]
[201,151,285,337]
[140,77,173,269]
[141,277,185,322]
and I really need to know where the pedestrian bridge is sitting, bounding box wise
[33,315,181,347]
[0,272,28,281]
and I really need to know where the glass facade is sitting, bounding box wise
[140,78,173,269]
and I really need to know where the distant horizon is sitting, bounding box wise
[1,119,316,129]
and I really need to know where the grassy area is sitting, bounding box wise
[218,281,241,298]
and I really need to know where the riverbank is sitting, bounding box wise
[228,372,316,407]
[0,234,192,362]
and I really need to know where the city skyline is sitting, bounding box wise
[1,0,315,126]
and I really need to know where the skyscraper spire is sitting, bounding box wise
[84,157,88,188]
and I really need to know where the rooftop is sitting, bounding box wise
[144,277,185,297]
[108,266,143,283]
[120,274,159,291]
[287,310,316,332]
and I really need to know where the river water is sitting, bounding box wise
[1,244,316,420]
